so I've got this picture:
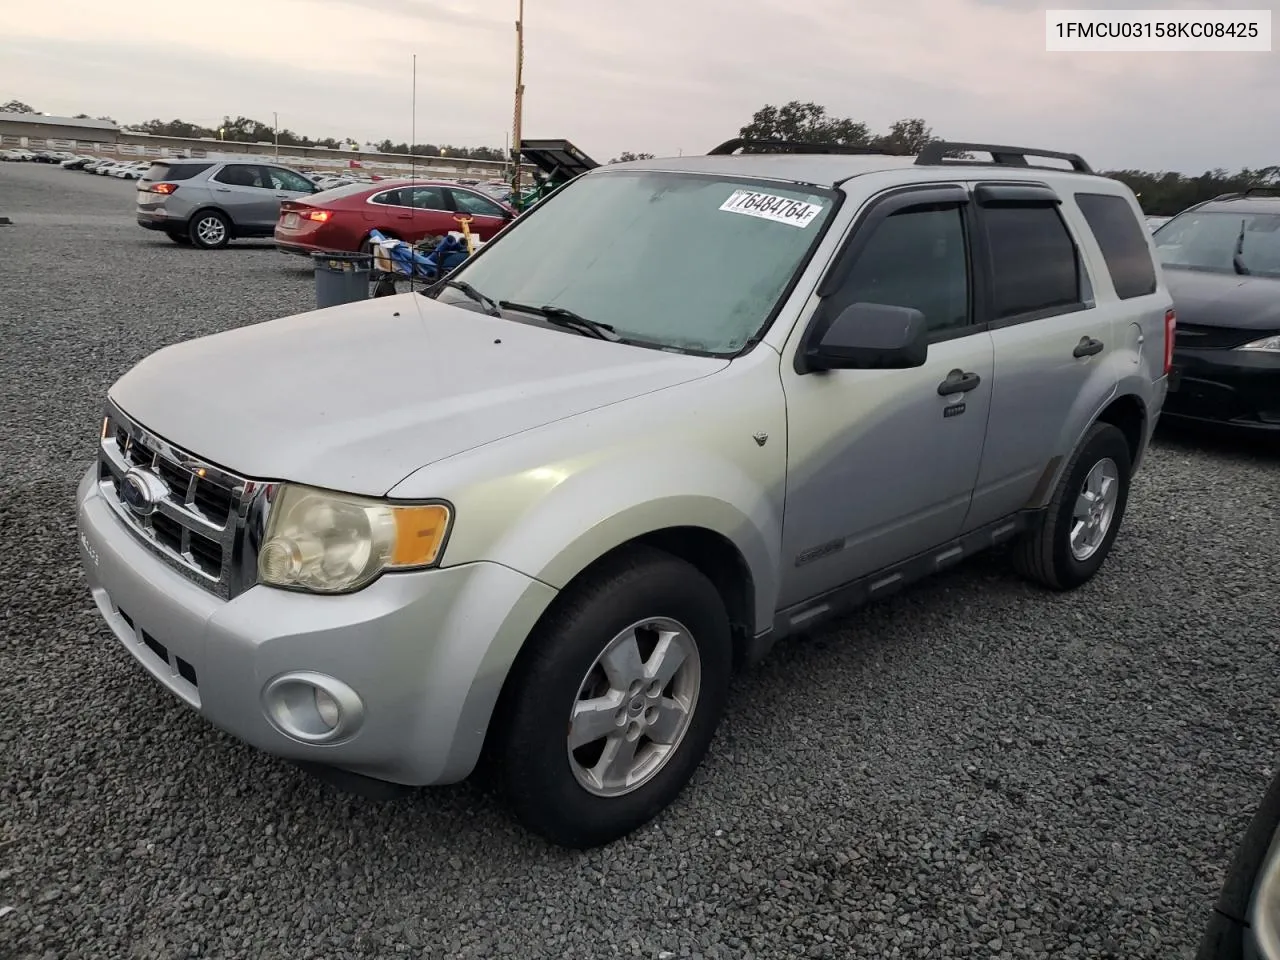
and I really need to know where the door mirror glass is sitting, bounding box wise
[803,303,929,372]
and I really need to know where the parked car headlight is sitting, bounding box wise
[1237,335,1280,353]
[257,484,451,594]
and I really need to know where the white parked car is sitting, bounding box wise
[113,162,149,180]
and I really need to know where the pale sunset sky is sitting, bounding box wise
[1,0,1275,171]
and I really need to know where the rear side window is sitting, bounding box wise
[983,206,1080,319]
[148,162,211,181]
[1074,193,1158,299]
[213,164,267,188]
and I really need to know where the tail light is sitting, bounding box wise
[303,209,332,223]
[148,182,179,195]
[1163,307,1176,375]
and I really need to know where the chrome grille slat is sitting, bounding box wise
[97,402,256,600]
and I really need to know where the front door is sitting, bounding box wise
[779,189,994,608]
[447,187,513,240]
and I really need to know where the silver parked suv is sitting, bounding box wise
[135,158,318,249]
[78,139,1173,847]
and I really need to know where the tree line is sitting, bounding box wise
[726,101,1278,216]
[7,97,1275,212]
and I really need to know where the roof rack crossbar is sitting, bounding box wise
[707,138,906,157]
[1207,186,1280,202]
[915,141,1093,174]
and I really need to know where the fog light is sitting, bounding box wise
[261,671,363,744]
[314,688,340,729]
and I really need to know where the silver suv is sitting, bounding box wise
[78,139,1173,848]
[136,158,318,249]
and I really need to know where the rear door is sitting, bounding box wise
[964,182,1120,530]
[209,163,277,229]
[446,187,512,240]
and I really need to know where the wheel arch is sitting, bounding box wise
[476,526,757,776]
[1094,391,1148,470]
[186,205,237,239]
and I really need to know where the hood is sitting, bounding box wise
[109,294,728,495]
[1164,268,1280,331]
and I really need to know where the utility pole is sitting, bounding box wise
[511,0,525,202]
[273,112,279,159]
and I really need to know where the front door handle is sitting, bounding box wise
[1073,336,1104,358]
[937,369,982,396]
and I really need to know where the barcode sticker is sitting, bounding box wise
[719,190,823,228]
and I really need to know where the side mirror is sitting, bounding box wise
[801,302,929,373]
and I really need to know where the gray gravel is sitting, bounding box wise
[2,159,1279,960]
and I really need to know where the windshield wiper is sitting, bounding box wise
[499,301,621,341]
[433,279,501,316]
[1233,218,1252,276]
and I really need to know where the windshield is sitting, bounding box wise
[441,170,837,354]
[1153,210,1280,277]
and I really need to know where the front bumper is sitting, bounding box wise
[1166,347,1280,431]
[76,467,557,786]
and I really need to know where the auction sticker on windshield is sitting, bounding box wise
[719,190,823,228]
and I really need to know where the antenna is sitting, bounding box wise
[410,53,418,186]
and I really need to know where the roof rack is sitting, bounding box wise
[915,141,1093,174]
[707,138,906,157]
[1219,186,1280,200]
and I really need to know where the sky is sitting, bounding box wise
[1,0,1276,173]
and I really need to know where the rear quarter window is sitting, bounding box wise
[148,162,212,181]
[1074,192,1158,299]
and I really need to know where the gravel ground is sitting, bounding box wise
[2,160,1279,960]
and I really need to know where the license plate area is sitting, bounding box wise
[283,212,299,228]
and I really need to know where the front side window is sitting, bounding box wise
[451,189,506,217]
[983,205,1080,319]
[1153,210,1280,278]
[828,205,970,334]
[440,171,836,354]
[266,167,314,192]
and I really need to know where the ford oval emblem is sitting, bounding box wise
[120,468,159,517]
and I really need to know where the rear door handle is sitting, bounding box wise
[937,369,982,396]
[1073,336,1104,358]
[214,187,231,193]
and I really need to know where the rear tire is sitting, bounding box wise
[188,210,231,250]
[493,546,732,849]
[1012,421,1132,590]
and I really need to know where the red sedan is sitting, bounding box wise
[274,178,516,257]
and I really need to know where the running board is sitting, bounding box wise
[764,511,1034,648]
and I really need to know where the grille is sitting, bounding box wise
[97,405,254,599]
[1175,323,1260,350]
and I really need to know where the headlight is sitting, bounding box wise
[1238,335,1280,353]
[257,484,451,594]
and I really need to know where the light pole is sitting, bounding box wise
[273,111,279,159]
[511,0,525,202]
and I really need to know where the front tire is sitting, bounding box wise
[494,546,732,849]
[188,210,231,249]
[1012,421,1132,590]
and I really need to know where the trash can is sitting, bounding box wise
[311,251,372,309]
